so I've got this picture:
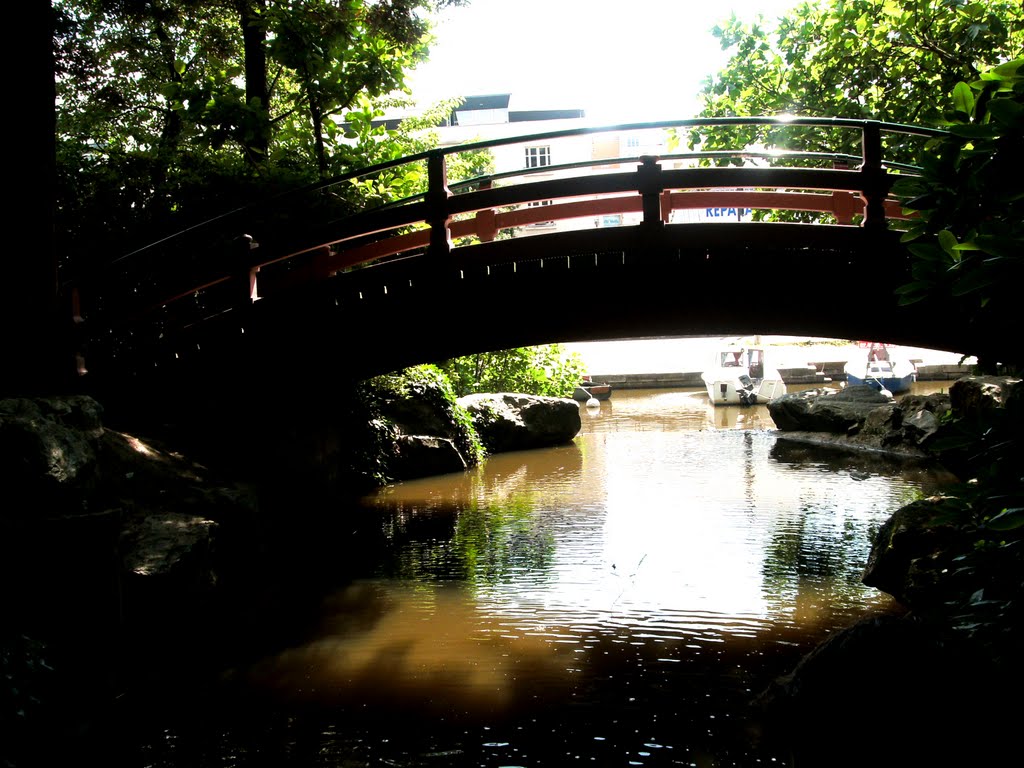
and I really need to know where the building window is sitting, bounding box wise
[527,199,553,226]
[525,145,551,168]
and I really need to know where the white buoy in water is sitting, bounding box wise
[586,397,600,408]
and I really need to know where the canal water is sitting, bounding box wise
[129,385,955,767]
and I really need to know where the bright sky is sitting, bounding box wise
[406,0,800,124]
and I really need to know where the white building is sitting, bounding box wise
[429,94,748,236]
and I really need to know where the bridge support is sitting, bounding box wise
[427,152,452,258]
[859,122,891,231]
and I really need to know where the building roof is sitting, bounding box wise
[510,109,586,122]
[456,94,512,111]
[343,95,586,133]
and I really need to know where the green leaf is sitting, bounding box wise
[897,292,928,306]
[948,124,998,139]
[173,59,186,75]
[951,241,982,251]
[951,268,997,296]
[901,196,938,212]
[894,281,933,295]
[947,85,972,120]
[991,58,1023,78]
[987,98,1024,127]
[891,184,927,202]
[937,229,960,256]
[974,235,1024,259]
[985,507,1024,531]
[907,242,947,261]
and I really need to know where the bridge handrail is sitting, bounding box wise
[97,116,944,266]
[303,116,943,211]
[353,150,874,217]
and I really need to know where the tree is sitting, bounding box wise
[53,0,466,274]
[683,1,1023,159]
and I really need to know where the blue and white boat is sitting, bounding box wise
[844,343,916,394]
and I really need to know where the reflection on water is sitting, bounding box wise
[245,580,579,718]
[138,388,957,766]
[580,386,791,432]
[219,389,953,766]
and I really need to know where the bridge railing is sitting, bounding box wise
[71,116,945,368]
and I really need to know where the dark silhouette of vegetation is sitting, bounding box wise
[892,58,1023,371]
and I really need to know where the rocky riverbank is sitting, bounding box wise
[767,383,950,458]
[757,375,1023,765]
[0,385,581,620]
[0,383,581,767]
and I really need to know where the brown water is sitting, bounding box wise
[124,386,946,768]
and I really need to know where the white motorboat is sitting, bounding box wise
[702,345,787,406]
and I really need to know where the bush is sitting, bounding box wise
[437,345,586,398]
[366,365,484,467]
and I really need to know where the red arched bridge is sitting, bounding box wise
[72,116,978,403]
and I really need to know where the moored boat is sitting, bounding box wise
[702,345,787,406]
[573,378,612,402]
[844,343,916,394]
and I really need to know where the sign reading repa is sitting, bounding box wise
[704,207,751,219]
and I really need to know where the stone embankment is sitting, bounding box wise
[586,362,968,391]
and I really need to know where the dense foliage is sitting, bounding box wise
[891,58,1023,366]
[677,0,1023,364]
[53,0,479,279]
[683,0,1023,159]
[437,345,588,399]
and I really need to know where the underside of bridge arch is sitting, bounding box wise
[246,223,975,378]
[87,222,998,430]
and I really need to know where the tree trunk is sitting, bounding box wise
[306,82,328,178]
[237,0,269,163]
[4,0,66,396]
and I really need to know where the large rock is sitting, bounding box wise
[949,375,1022,418]
[370,375,481,481]
[458,393,581,453]
[1,396,257,627]
[0,396,105,518]
[767,385,893,433]
[756,613,1004,767]
[390,434,468,480]
[769,386,953,458]
[861,496,971,609]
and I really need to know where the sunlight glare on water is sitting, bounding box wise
[168,386,958,767]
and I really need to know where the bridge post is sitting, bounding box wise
[859,121,890,232]
[427,151,452,257]
[233,234,260,307]
[637,156,665,233]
